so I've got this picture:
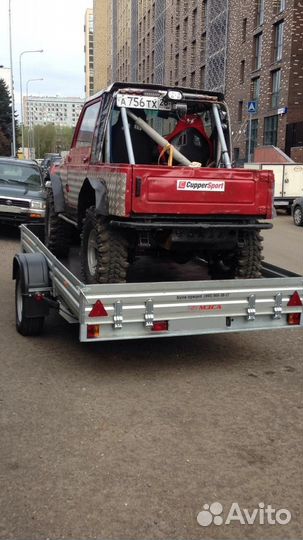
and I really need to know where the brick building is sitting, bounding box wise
[225,0,303,161]
[93,0,303,158]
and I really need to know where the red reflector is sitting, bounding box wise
[151,321,169,332]
[287,313,301,326]
[34,293,44,302]
[89,300,108,318]
[87,324,100,338]
[287,291,303,307]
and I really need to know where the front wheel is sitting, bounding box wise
[15,275,44,336]
[208,230,264,279]
[81,206,129,284]
[293,206,303,227]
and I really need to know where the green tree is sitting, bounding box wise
[0,78,14,155]
[23,123,74,158]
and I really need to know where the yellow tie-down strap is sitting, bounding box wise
[159,143,174,166]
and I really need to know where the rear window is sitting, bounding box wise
[0,163,41,187]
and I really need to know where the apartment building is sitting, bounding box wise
[23,96,84,127]
[226,0,303,161]
[98,0,229,90]
[93,0,109,92]
[84,8,94,97]
[93,0,302,158]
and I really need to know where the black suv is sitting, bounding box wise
[0,158,45,224]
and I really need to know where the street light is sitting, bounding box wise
[19,49,43,156]
[26,78,43,159]
[8,0,16,156]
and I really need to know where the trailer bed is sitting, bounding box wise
[18,224,303,342]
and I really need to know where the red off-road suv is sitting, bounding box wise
[45,82,274,283]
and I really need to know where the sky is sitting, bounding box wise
[0,0,93,115]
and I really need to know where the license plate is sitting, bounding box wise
[116,94,171,111]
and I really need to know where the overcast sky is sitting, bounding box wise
[0,0,93,115]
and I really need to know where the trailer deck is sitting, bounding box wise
[15,224,303,342]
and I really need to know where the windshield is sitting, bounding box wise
[0,163,42,187]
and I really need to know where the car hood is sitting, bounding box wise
[0,184,45,200]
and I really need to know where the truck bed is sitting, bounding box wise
[20,224,303,342]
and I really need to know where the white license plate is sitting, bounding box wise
[116,94,171,111]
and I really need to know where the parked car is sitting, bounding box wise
[291,197,303,226]
[0,158,46,224]
[41,153,61,179]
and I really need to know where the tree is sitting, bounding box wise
[23,124,74,158]
[0,78,13,155]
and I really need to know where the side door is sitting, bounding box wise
[283,164,303,198]
[66,99,101,217]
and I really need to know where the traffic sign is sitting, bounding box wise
[248,101,257,114]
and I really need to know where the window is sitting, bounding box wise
[192,40,196,68]
[271,69,281,107]
[264,115,278,145]
[238,100,243,122]
[201,32,206,62]
[191,71,195,87]
[256,0,264,25]
[184,17,188,43]
[75,101,99,148]
[252,77,260,102]
[200,66,205,87]
[254,33,262,70]
[202,0,207,24]
[242,18,247,42]
[193,8,197,36]
[274,21,284,61]
[250,118,259,157]
[240,60,245,83]
[274,0,286,14]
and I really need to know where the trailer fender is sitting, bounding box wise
[49,173,66,213]
[13,253,50,317]
[88,177,109,216]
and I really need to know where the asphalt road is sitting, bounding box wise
[0,215,302,540]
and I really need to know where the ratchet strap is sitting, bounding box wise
[159,143,174,166]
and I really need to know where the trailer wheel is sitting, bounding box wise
[45,189,72,257]
[81,206,129,284]
[208,231,264,279]
[293,206,303,226]
[15,275,44,336]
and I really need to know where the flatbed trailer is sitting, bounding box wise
[13,224,303,342]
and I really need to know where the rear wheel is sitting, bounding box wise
[293,206,303,226]
[45,189,72,257]
[81,206,129,284]
[208,230,264,279]
[15,275,44,336]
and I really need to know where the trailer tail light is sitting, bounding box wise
[89,300,108,318]
[287,291,302,307]
[87,324,100,339]
[287,313,301,326]
[287,291,302,326]
[151,320,169,332]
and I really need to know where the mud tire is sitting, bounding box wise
[208,231,264,279]
[81,206,129,284]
